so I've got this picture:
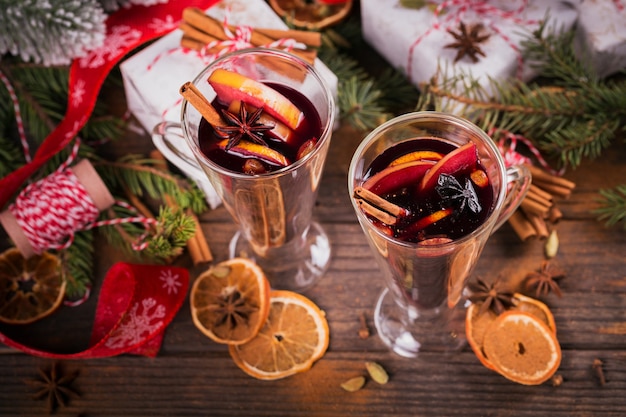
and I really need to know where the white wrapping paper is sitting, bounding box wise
[361,0,579,92]
[574,0,626,78]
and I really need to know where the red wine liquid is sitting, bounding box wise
[364,138,495,242]
[198,82,322,174]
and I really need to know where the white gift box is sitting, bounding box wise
[361,0,579,93]
[574,0,626,78]
[120,0,339,208]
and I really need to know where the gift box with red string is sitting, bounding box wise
[360,0,579,93]
[120,0,339,208]
[574,0,626,78]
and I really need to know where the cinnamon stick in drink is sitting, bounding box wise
[179,82,225,128]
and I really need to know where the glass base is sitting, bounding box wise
[374,288,467,358]
[229,221,331,293]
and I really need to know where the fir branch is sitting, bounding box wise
[143,206,196,260]
[99,204,195,261]
[595,185,626,230]
[58,231,94,300]
[373,67,419,114]
[521,18,596,87]
[338,76,391,131]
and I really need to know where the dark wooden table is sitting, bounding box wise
[2,87,626,416]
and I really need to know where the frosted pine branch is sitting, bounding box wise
[0,0,107,66]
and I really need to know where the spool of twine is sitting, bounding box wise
[0,159,114,258]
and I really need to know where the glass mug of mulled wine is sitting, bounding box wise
[153,48,335,292]
[348,111,531,358]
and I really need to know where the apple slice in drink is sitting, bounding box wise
[228,100,296,144]
[208,69,303,130]
[419,142,479,192]
[217,139,290,168]
[363,160,435,196]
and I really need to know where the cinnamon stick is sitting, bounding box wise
[528,184,553,204]
[179,82,225,128]
[520,196,550,218]
[526,212,550,239]
[255,28,322,47]
[508,210,537,241]
[354,186,408,218]
[526,164,576,191]
[356,199,398,225]
[181,7,318,64]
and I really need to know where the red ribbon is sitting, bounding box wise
[0,263,188,358]
[0,0,219,209]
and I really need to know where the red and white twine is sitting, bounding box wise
[407,0,539,82]
[7,139,157,255]
[0,70,31,163]
[488,127,564,176]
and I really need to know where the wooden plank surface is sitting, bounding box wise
[1,117,626,416]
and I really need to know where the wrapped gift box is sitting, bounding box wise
[574,0,626,78]
[120,0,339,208]
[361,0,579,93]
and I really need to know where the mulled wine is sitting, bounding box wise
[357,137,495,243]
[198,82,322,175]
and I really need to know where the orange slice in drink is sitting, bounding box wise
[208,68,303,129]
[482,311,561,385]
[229,290,330,380]
[217,139,290,168]
[389,150,444,167]
[190,258,271,345]
[0,248,66,324]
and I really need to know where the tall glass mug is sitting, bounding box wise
[154,48,335,292]
[348,112,531,358]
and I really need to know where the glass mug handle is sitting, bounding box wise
[492,164,532,232]
[151,121,203,173]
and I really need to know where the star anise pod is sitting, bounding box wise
[214,286,258,329]
[467,277,514,315]
[214,105,274,150]
[25,362,80,414]
[445,22,491,63]
[524,261,566,298]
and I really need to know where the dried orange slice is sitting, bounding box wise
[229,290,330,380]
[190,258,271,345]
[0,248,65,324]
[482,311,561,385]
[466,293,556,372]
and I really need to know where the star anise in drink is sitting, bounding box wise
[215,105,274,150]
[467,277,514,315]
[524,260,566,298]
[445,22,491,63]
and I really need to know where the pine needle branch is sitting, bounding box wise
[58,231,94,300]
[595,185,626,230]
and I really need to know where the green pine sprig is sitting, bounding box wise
[595,185,626,230]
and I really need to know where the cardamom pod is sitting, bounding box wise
[340,376,366,392]
[545,230,559,259]
[365,361,389,384]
